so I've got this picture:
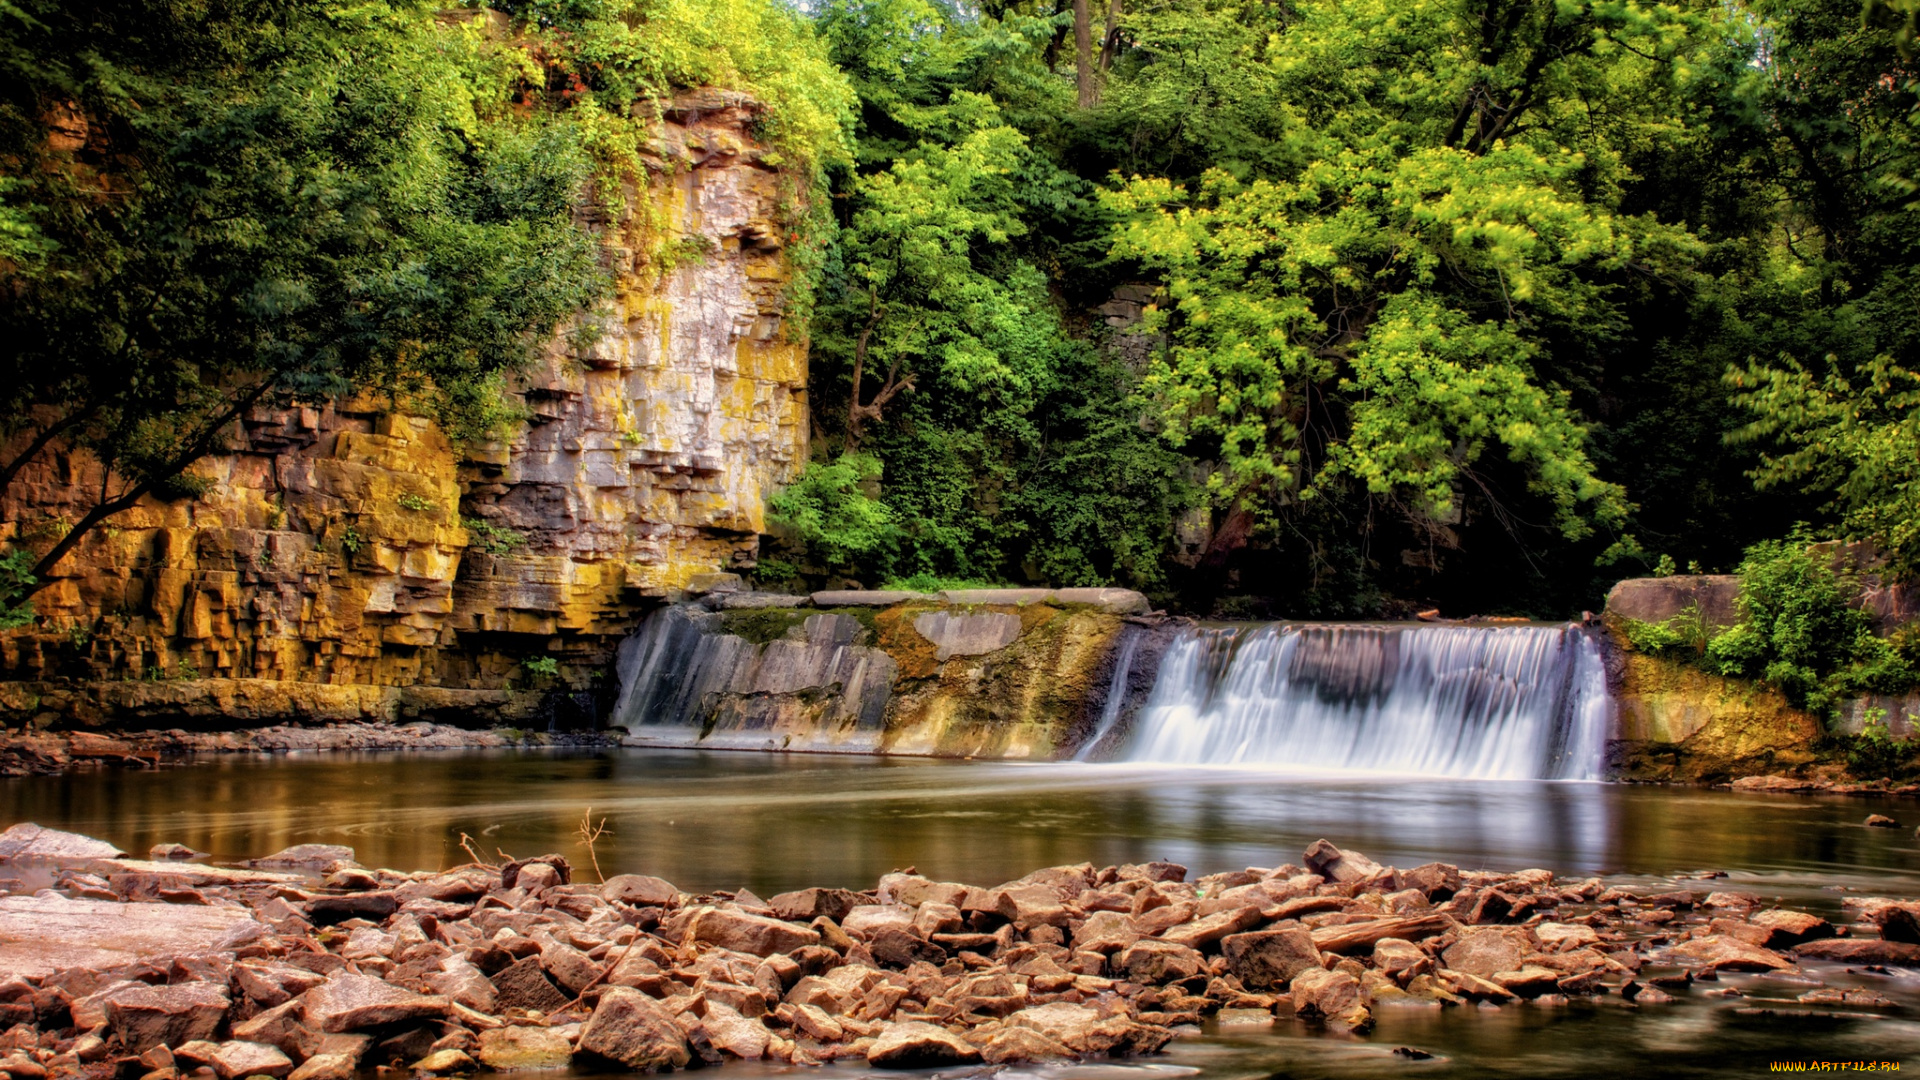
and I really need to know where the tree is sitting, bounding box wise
[0,0,608,617]
[1096,0,1723,596]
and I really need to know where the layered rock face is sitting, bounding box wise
[612,590,1155,758]
[0,90,807,727]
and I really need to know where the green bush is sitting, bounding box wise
[1701,533,1920,717]
[767,453,902,577]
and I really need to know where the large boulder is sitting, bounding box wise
[1223,929,1323,990]
[578,987,690,1070]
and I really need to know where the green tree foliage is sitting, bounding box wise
[1713,0,1920,576]
[0,0,607,608]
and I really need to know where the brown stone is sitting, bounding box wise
[286,1055,356,1080]
[685,907,821,956]
[866,1021,982,1068]
[1793,939,1920,966]
[475,1027,572,1071]
[490,956,569,1013]
[1160,906,1263,950]
[1302,840,1383,884]
[1114,939,1206,984]
[103,983,230,1053]
[769,888,860,923]
[208,1042,291,1080]
[1288,968,1363,1020]
[979,1026,1076,1064]
[301,972,448,1033]
[602,875,680,908]
[1311,914,1451,954]
[1222,929,1322,990]
[578,987,690,1070]
[1441,928,1532,978]
[1668,935,1794,972]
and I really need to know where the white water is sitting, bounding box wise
[1121,623,1610,780]
[1075,626,1143,761]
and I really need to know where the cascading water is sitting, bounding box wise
[1119,623,1610,779]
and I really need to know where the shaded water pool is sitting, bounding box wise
[6,747,1920,1077]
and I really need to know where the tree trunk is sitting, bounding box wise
[1075,0,1094,108]
[1098,0,1122,75]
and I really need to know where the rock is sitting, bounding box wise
[1222,929,1322,990]
[1490,966,1561,998]
[103,983,231,1052]
[1729,775,1824,792]
[1214,1008,1274,1027]
[1372,938,1430,981]
[516,863,563,893]
[1048,587,1151,614]
[810,590,934,607]
[577,987,690,1070]
[0,893,260,979]
[1311,914,1451,954]
[1160,906,1263,950]
[0,823,127,861]
[231,1000,314,1058]
[306,892,399,925]
[1749,909,1835,947]
[1302,839,1383,884]
[1114,939,1206,984]
[1073,911,1141,953]
[302,972,448,1032]
[411,1049,474,1074]
[685,907,821,956]
[866,1021,982,1067]
[246,844,355,871]
[1667,935,1794,972]
[1872,905,1920,945]
[718,592,808,609]
[1867,814,1900,828]
[912,611,1024,661]
[491,955,570,1013]
[843,905,915,937]
[475,1026,572,1071]
[287,1054,357,1080]
[1288,968,1364,1020]
[1799,988,1900,1009]
[1401,863,1462,899]
[692,1001,770,1060]
[768,887,860,923]
[148,843,204,861]
[1793,939,1920,966]
[867,927,945,968]
[939,588,1054,606]
[979,1026,1076,1064]
[601,874,680,908]
[499,855,571,890]
[1441,928,1533,978]
[209,1042,292,1080]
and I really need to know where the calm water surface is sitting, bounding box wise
[6,747,1920,1077]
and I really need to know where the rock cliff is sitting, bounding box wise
[0,89,808,728]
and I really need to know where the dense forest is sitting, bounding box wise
[2,0,1917,626]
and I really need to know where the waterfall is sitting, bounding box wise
[1074,626,1144,761]
[1120,623,1610,779]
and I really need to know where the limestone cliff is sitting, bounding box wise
[0,90,807,728]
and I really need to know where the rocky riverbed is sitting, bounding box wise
[0,824,1918,1080]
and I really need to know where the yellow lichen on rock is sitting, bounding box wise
[0,89,811,728]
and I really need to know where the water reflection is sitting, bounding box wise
[5,750,1920,909]
[6,748,1920,1076]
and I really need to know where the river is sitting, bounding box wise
[7,748,1920,1077]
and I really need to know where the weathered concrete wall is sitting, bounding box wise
[612,589,1156,758]
[0,90,808,728]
